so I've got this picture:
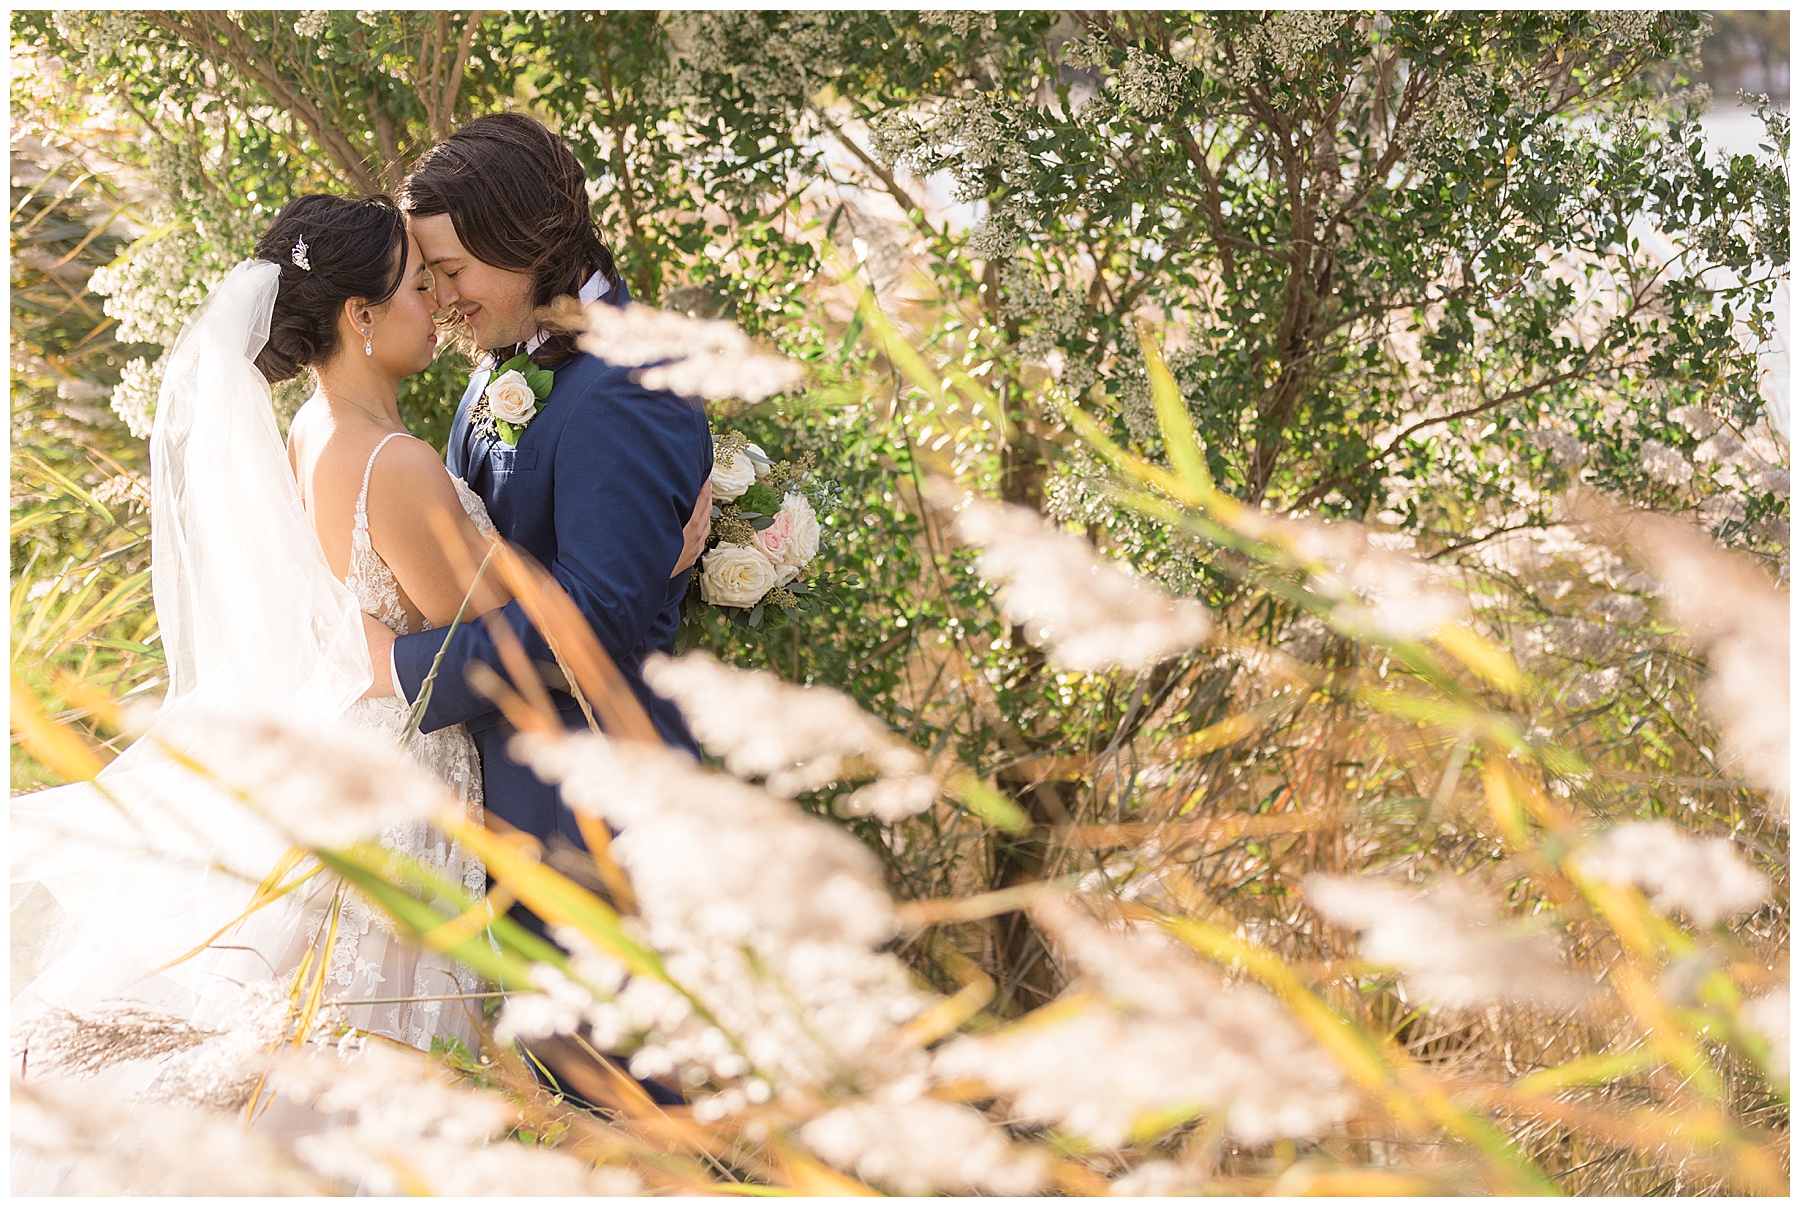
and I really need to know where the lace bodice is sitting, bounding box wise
[346,432,499,635]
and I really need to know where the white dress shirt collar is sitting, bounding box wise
[523,270,611,354]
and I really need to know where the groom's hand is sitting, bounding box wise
[673,479,712,577]
[361,613,398,698]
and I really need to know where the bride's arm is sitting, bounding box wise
[362,437,512,629]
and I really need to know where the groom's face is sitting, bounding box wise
[409,213,537,352]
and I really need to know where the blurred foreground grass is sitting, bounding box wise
[11,311,1788,1196]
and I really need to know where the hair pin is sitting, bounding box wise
[291,235,312,272]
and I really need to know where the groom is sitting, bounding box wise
[362,113,712,874]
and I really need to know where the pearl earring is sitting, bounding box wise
[362,329,373,357]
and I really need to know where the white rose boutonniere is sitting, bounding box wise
[472,352,555,446]
[487,370,537,424]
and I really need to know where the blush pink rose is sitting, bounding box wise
[751,506,798,566]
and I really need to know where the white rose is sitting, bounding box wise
[486,370,537,425]
[698,543,779,608]
[710,441,758,502]
[744,441,771,479]
[774,493,820,570]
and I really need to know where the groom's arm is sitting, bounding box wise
[390,372,707,733]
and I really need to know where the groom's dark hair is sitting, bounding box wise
[399,112,620,367]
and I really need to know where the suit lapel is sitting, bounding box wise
[455,368,493,479]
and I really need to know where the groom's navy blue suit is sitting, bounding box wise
[391,306,711,856]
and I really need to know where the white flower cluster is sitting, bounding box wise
[92,470,153,514]
[1110,1159,1205,1196]
[799,1084,1049,1195]
[1694,431,1750,469]
[13,1076,321,1195]
[271,1042,640,1195]
[1232,10,1345,79]
[1111,46,1187,119]
[1305,875,1594,1012]
[1261,515,1467,642]
[1000,260,1083,360]
[1563,666,1622,709]
[1525,428,1588,470]
[271,1042,512,1142]
[658,11,843,117]
[867,110,931,172]
[292,10,328,38]
[1589,10,1662,53]
[156,707,458,850]
[50,11,136,62]
[14,989,628,1195]
[509,734,932,1115]
[1639,438,1695,486]
[90,221,247,437]
[1611,508,1790,811]
[942,486,1213,671]
[936,898,1358,1145]
[1670,404,1723,438]
[966,205,1026,261]
[580,302,802,403]
[1743,986,1790,1078]
[1412,69,1496,159]
[871,92,1030,201]
[108,356,163,440]
[1575,820,1769,926]
[918,10,996,38]
[1592,592,1648,625]
[643,650,935,819]
[1522,615,1622,665]
[1043,445,1119,528]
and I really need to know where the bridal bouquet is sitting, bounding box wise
[695,431,830,627]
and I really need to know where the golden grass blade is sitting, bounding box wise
[443,816,667,982]
[485,541,659,744]
[10,674,106,780]
[1057,809,1331,849]
[1137,322,1213,503]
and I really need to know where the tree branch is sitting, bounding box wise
[145,12,381,194]
[813,102,944,247]
[440,11,484,142]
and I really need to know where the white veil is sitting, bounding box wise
[12,259,372,1030]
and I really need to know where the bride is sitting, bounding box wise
[11,195,703,1091]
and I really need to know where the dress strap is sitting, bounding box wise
[354,431,409,532]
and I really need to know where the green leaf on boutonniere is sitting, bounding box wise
[495,418,520,446]
[526,368,554,399]
[497,353,535,374]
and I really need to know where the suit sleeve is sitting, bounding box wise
[391,372,707,733]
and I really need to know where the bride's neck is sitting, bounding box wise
[312,355,403,427]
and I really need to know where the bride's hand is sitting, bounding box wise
[673,479,713,577]
[361,612,398,698]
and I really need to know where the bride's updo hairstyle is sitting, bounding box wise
[400,112,620,367]
[250,193,409,385]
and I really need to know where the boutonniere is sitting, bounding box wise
[471,353,554,446]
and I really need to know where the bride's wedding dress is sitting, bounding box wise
[11,263,499,1184]
[261,430,498,1054]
